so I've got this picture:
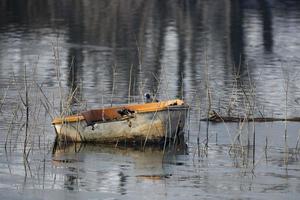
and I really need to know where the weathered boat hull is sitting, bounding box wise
[53,101,188,143]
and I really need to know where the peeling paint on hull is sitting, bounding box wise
[54,106,188,143]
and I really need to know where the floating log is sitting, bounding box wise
[201,110,300,123]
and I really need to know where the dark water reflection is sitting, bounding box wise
[1,0,300,199]
[51,142,186,194]
[1,0,300,115]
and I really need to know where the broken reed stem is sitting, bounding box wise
[209,109,234,151]
[163,108,172,153]
[187,105,191,143]
[195,92,201,157]
[284,75,289,141]
[69,56,75,89]
[133,77,136,103]
[197,95,201,149]
[35,81,56,118]
[227,74,238,116]
[246,63,257,167]
[204,52,211,148]
[143,110,159,150]
[151,73,162,103]
[52,40,63,114]
[111,64,116,106]
[135,37,142,72]
[161,64,171,100]
[24,65,29,156]
[128,64,133,104]
[60,86,79,116]
[180,72,184,99]
[281,64,290,165]
[252,117,256,166]
[5,104,20,150]
[0,84,10,113]
[172,112,183,147]
[139,78,146,103]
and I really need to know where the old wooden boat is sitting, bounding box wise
[52,99,188,143]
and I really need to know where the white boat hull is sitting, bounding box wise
[54,106,188,143]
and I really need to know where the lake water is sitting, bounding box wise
[0,0,300,199]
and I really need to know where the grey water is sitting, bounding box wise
[0,0,300,199]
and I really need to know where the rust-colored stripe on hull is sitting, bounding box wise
[52,99,185,125]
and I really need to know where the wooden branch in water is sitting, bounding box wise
[201,110,300,122]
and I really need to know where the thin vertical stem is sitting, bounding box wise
[252,120,256,167]
[111,64,116,107]
[205,52,210,148]
[53,39,62,114]
[24,65,29,156]
[128,64,133,103]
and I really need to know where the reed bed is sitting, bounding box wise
[1,42,300,184]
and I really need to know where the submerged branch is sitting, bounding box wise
[201,110,300,122]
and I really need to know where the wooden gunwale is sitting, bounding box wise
[52,99,185,125]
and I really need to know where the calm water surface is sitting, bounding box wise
[0,0,300,199]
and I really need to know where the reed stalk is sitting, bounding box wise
[0,85,10,113]
[35,82,56,119]
[161,64,171,100]
[4,104,20,150]
[151,72,162,103]
[197,94,201,150]
[134,35,143,72]
[281,64,290,166]
[180,72,184,99]
[23,65,29,156]
[246,64,257,167]
[128,64,133,103]
[4,146,12,175]
[110,64,117,106]
[172,112,183,147]
[186,103,191,144]
[265,136,268,163]
[204,52,211,148]
[52,39,63,114]
[143,109,159,149]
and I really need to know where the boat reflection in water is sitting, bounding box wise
[51,137,187,194]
